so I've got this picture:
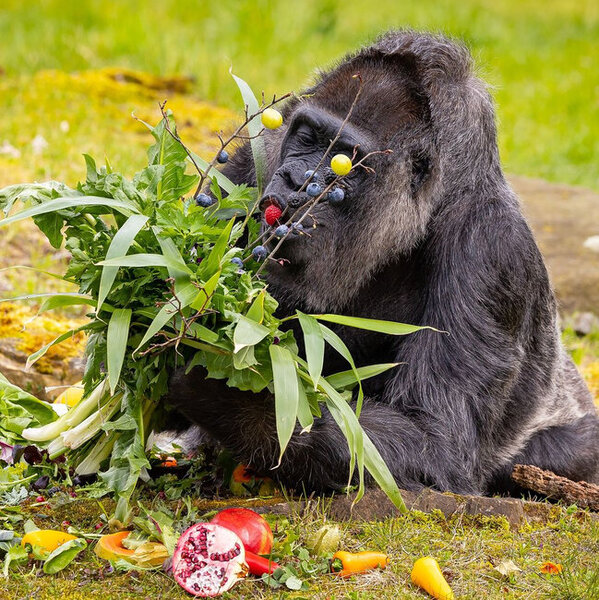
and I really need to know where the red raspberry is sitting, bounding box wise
[264,204,282,226]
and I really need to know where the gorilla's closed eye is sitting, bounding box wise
[295,124,317,146]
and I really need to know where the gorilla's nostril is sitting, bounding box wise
[259,193,286,212]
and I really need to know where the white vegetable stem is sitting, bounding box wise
[22,379,109,442]
[60,392,122,450]
[75,431,119,475]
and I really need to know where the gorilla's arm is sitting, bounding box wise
[166,367,473,493]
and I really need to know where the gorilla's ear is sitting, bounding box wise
[410,151,431,195]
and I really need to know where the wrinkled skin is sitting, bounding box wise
[166,31,599,495]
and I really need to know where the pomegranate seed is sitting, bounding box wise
[35,496,45,503]
[94,523,103,530]
[62,520,71,528]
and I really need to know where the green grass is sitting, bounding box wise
[3,497,599,599]
[0,0,598,190]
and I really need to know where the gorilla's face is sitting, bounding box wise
[259,60,436,312]
[260,105,378,264]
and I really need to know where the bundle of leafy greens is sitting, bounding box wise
[0,79,428,519]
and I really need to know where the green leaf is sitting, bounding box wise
[33,212,64,248]
[325,363,401,389]
[312,314,440,336]
[138,112,198,202]
[3,544,28,577]
[198,218,235,279]
[230,70,268,194]
[98,253,192,274]
[297,312,325,391]
[189,270,220,312]
[296,374,313,433]
[233,315,270,353]
[97,214,149,312]
[0,373,57,444]
[319,376,406,513]
[319,324,365,418]
[269,344,299,465]
[246,290,265,323]
[155,229,192,285]
[107,308,132,394]
[37,294,97,314]
[42,538,87,574]
[0,196,140,227]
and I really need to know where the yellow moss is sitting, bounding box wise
[0,68,237,188]
[582,361,599,406]
[0,302,87,373]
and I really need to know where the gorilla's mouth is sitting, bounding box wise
[259,194,284,212]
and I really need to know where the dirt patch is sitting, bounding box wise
[510,175,599,313]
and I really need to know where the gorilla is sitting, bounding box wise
[167,31,599,495]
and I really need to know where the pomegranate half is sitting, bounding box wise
[172,523,247,597]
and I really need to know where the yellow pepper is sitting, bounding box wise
[411,556,454,600]
[54,383,84,407]
[21,530,78,556]
[331,550,389,577]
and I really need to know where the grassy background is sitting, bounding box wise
[0,0,598,189]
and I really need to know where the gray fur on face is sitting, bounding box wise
[166,30,599,494]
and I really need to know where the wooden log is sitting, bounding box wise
[512,464,599,511]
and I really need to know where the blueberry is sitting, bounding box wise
[217,150,229,164]
[252,245,268,261]
[231,257,244,268]
[304,169,319,181]
[328,187,345,206]
[306,182,322,197]
[275,225,289,238]
[195,193,213,207]
[291,222,304,234]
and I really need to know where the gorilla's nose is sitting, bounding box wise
[259,193,287,212]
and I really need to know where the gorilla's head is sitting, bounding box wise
[253,32,503,312]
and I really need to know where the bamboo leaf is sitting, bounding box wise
[107,308,132,394]
[98,253,192,274]
[155,230,191,285]
[269,344,299,465]
[318,377,406,512]
[296,374,313,434]
[297,311,325,391]
[26,324,91,370]
[325,363,401,389]
[312,314,440,336]
[0,196,139,227]
[37,294,97,313]
[97,214,149,312]
[189,270,220,312]
[320,324,365,418]
[230,70,268,195]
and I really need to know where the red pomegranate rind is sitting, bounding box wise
[173,523,247,597]
[211,508,273,555]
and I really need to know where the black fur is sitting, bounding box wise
[167,31,599,494]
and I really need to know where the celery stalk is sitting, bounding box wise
[75,432,119,475]
[22,379,109,443]
[60,393,122,450]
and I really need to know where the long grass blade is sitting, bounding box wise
[107,308,132,394]
[97,214,148,312]
[269,344,300,465]
[0,196,139,227]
